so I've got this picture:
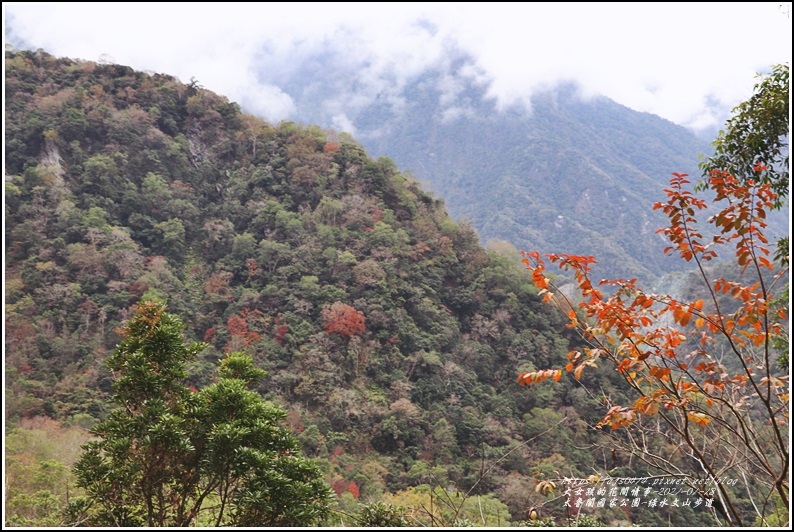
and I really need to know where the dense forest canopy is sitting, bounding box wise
[4,49,783,527]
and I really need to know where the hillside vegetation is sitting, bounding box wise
[5,49,724,527]
[268,53,718,283]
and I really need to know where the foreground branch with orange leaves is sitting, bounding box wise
[520,168,789,526]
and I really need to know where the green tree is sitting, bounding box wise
[699,63,789,263]
[701,64,789,205]
[5,418,93,527]
[385,484,511,526]
[65,300,333,526]
[357,501,410,527]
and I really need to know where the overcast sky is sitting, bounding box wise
[4,2,792,132]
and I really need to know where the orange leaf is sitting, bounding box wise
[751,333,766,347]
[687,412,711,426]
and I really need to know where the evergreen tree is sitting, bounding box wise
[65,300,334,526]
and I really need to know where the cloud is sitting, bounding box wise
[4,2,791,130]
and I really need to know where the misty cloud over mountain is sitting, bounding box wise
[247,38,496,138]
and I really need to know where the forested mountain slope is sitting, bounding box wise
[4,50,717,527]
[267,55,715,283]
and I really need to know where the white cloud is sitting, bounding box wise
[4,2,791,131]
[235,82,296,124]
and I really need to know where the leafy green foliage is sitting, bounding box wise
[699,64,789,266]
[4,48,734,527]
[385,484,511,526]
[700,64,789,207]
[65,301,333,526]
[518,513,605,527]
[4,417,93,526]
[357,501,410,527]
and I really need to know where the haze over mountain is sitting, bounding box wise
[252,49,718,282]
[6,3,788,286]
[7,2,788,134]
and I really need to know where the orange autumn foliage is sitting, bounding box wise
[322,302,366,341]
[519,169,788,525]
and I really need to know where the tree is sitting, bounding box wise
[322,301,366,342]
[701,64,789,206]
[700,63,789,263]
[520,168,789,526]
[65,300,334,527]
[357,501,410,527]
[385,484,511,526]
[701,63,790,364]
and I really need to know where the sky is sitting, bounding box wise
[3,2,792,133]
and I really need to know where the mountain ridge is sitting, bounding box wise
[1,49,750,527]
[268,60,716,282]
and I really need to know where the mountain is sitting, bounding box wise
[2,49,727,527]
[1,49,579,525]
[256,52,717,283]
